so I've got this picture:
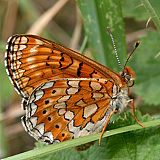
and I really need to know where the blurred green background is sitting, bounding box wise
[0,0,160,159]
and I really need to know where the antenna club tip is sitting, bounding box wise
[135,41,140,47]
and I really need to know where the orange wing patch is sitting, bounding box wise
[5,35,119,99]
[6,34,143,147]
[22,78,118,143]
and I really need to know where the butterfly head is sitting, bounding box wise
[120,41,140,87]
[107,27,140,87]
[121,66,135,87]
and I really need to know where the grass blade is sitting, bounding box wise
[78,0,127,71]
[3,119,160,160]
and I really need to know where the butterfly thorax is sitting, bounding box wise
[111,86,129,113]
[107,66,135,114]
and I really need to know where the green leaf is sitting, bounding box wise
[78,0,127,71]
[3,1,160,159]
[122,0,160,21]
[3,111,160,160]
[130,31,160,105]
[34,111,159,160]
[139,103,160,115]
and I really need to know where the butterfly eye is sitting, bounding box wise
[128,79,135,87]
[125,75,134,87]
[121,66,135,87]
[125,75,131,81]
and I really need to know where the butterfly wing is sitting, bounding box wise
[5,35,123,99]
[22,78,119,143]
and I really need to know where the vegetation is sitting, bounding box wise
[0,0,160,159]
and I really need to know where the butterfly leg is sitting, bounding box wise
[99,110,117,146]
[128,99,145,128]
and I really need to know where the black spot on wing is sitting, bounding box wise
[89,70,98,78]
[77,62,83,77]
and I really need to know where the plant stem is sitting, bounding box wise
[80,36,88,54]
[3,119,160,160]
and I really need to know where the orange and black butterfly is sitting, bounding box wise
[5,29,144,147]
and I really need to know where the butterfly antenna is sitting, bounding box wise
[123,41,140,72]
[107,27,123,70]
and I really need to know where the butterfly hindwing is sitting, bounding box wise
[22,78,119,143]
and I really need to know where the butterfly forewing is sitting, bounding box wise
[22,78,118,143]
[5,35,124,99]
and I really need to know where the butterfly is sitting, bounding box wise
[5,31,144,147]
